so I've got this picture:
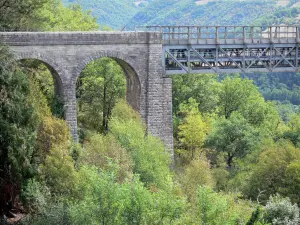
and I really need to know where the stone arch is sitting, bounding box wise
[74,51,142,111]
[14,52,64,97]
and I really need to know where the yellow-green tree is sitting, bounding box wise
[243,140,300,204]
[178,98,210,159]
[34,1,99,31]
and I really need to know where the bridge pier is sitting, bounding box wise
[62,80,79,142]
[146,77,173,157]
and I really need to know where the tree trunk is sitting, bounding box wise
[227,153,234,168]
[102,83,107,133]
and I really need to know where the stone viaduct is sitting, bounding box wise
[1,26,299,160]
[0,32,174,158]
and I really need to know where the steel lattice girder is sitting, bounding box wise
[163,43,299,75]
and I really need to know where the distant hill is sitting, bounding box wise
[63,0,300,30]
[128,0,300,29]
[63,0,141,30]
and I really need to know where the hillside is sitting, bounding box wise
[129,0,300,29]
[64,0,300,30]
[63,0,141,29]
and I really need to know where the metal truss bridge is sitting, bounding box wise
[140,26,300,75]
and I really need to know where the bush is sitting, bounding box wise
[20,202,71,225]
[110,101,172,190]
[35,116,71,161]
[21,179,49,213]
[264,195,300,225]
[196,186,253,225]
[70,165,185,225]
[81,133,133,182]
[243,141,300,204]
[39,146,77,197]
[181,157,215,201]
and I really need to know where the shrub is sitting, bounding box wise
[181,157,215,201]
[20,202,71,225]
[21,179,49,213]
[70,166,185,225]
[39,146,77,197]
[81,133,133,182]
[264,195,300,225]
[196,186,253,225]
[110,101,172,190]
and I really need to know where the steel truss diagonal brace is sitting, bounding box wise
[165,50,188,73]
[273,47,295,69]
[190,47,217,72]
[218,47,245,73]
[246,47,271,71]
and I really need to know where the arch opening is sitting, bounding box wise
[18,58,64,118]
[76,56,141,136]
[112,57,141,112]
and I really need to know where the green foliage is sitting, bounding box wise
[0,0,47,30]
[64,0,300,30]
[178,98,210,159]
[20,59,64,119]
[128,0,277,29]
[243,141,300,204]
[219,76,275,127]
[27,72,71,163]
[283,161,300,204]
[77,58,126,134]
[70,166,185,225]
[64,0,140,29]
[0,44,38,183]
[35,1,99,31]
[110,101,172,190]
[40,146,77,196]
[58,0,300,33]
[21,179,49,213]
[172,74,220,116]
[20,202,71,225]
[5,0,300,222]
[212,166,230,191]
[195,186,252,225]
[206,112,259,168]
[35,116,71,161]
[253,6,300,26]
[246,207,265,225]
[111,99,141,124]
[244,73,300,107]
[181,158,215,201]
[283,113,300,147]
[0,0,98,31]
[81,133,133,182]
[264,195,300,225]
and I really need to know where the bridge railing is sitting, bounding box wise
[136,26,300,44]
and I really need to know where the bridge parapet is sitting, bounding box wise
[0,31,162,45]
[138,26,300,44]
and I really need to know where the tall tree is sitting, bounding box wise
[0,0,46,30]
[34,1,99,31]
[178,98,209,159]
[0,44,38,216]
[205,112,259,168]
[0,0,99,31]
[77,58,126,134]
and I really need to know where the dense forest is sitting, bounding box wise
[0,0,300,225]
